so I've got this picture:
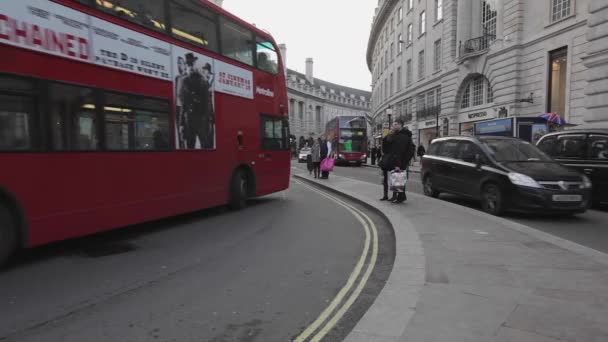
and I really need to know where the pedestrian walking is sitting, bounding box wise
[417,144,426,159]
[379,131,395,201]
[311,138,321,178]
[319,136,333,179]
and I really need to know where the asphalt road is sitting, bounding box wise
[0,181,394,342]
[294,162,608,254]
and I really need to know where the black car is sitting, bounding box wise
[421,136,592,216]
[536,129,608,206]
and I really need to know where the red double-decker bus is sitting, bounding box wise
[325,116,368,166]
[0,0,290,264]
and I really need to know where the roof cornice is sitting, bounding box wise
[366,0,399,71]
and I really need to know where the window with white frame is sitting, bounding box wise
[407,24,413,44]
[398,7,403,22]
[482,1,497,38]
[418,50,425,80]
[434,39,442,71]
[391,42,395,60]
[460,76,493,109]
[390,73,394,95]
[398,34,403,54]
[436,0,443,21]
[406,59,412,85]
[408,0,413,11]
[420,11,426,35]
[385,50,388,69]
[551,0,572,22]
[391,17,395,33]
[472,77,484,106]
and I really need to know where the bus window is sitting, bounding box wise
[256,38,279,74]
[169,0,219,51]
[49,83,98,151]
[261,115,288,150]
[220,17,254,66]
[0,76,36,151]
[96,0,167,32]
[104,92,171,151]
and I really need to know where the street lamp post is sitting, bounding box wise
[387,105,393,130]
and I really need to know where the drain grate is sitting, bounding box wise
[80,242,138,258]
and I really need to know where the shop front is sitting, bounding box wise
[418,119,439,148]
[458,110,495,136]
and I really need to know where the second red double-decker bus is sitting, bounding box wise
[0,0,290,264]
[325,116,368,166]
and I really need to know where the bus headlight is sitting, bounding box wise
[338,154,344,159]
[361,154,367,159]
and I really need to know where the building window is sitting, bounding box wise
[408,0,413,11]
[315,106,322,133]
[391,43,395,60]
[419,11,426,35]
[390,73,394,95]
[459,76,492,109]
[385,50,388,69]
[482,1,497,39]
[418,50,425,80]
[436,0,443,21]
[407,24,413,44]
[548,47,568,119]
[461,86,470,109]
[398,7,403,22]
[391,17,395,33]
[434,39,442,71]
[472,77,484,106]
[442,118,449,137]
[397,66,402,90]
[406,59,413,85]
[552,0,572,22]
[398,34,404,54]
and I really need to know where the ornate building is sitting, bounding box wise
[285,54,372,144]
[368,0,608,150]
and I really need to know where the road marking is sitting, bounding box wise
[293,179,379,342]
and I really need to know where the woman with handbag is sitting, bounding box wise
[319,136,333,179]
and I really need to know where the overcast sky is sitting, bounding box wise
[223,0,376,91]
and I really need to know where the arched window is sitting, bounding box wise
[460,75,493,109]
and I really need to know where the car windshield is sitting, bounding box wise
[482,139,552,162]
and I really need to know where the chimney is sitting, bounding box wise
[279,43,287,77]
[210,0,223,7]
[305,58,314,84]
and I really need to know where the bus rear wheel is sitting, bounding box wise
[228,170,248,210]
[0,205,17,267]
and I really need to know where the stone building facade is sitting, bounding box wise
[286,57,372,144]
[368,0,608,149]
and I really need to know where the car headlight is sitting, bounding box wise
[582,175,592,189]
[508,172,541,188]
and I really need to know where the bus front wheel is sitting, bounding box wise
[228,170,249,210]
[0,205,17,267]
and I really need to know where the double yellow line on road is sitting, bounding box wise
[293,179,379,342]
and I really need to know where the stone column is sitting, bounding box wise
[583,1,608,126]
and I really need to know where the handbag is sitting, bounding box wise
[320,158,335,172]
[378,154,395,171]
[389,170,407,193]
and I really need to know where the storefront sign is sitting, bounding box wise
[467,112,487,120]
[458,110,494,123]
[425,120,436,127]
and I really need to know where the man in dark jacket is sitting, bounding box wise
[379,131,394,201]
[387,119,413,203]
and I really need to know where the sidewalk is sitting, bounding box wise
[292,169,608,342]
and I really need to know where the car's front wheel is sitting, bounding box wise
[480,183,505,216]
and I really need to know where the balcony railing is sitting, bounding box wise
[416,105,441,120]
[459,35,496,58]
